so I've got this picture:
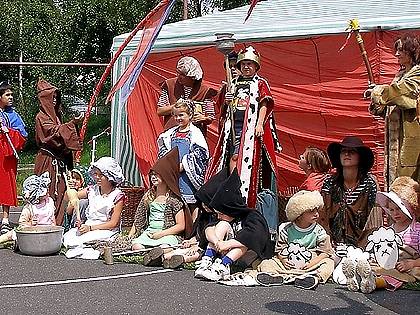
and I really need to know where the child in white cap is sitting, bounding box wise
[349,176,420,292]
[63,157,125,254]
[0,172,55,244]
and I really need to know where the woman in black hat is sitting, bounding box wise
[319,136,380,247]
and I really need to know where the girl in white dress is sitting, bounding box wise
[63,157,125,249]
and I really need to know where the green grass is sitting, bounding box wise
[403,281,420,291]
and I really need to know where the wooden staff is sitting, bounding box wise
[347,19,375,86]
[215,33,237,144]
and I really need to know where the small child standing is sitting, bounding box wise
[157,99,209,219]
[0,81,27,235]
[194,169,272,281]
[256,190,334,289]
[0,172,55,245]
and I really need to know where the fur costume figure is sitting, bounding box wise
[368,34,420,187]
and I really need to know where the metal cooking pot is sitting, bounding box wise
[16,226,64,256]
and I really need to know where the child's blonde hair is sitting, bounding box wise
[172,98,194,117]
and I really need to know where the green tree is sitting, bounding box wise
[0,0,247,152]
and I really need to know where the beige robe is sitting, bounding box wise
[370,65,420,188]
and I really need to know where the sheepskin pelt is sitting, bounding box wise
[285,190,324,222]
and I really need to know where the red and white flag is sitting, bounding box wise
[106,0,176,104]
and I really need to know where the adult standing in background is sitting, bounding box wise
[366,34,420,187]
[34,79,83,225]
[0,81,27,234]
[156,56,217,137]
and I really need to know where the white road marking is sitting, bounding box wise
[0,269,173,289]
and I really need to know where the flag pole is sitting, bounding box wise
[75,1,172,163]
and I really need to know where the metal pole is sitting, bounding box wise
[215,33,236,146]
[183,0,188,20]
[0,62,108,67]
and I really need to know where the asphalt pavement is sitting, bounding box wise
[0,207,417,314]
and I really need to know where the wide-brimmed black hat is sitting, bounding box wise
[327,136,374,171]
[209,168,253,218]
[195,167,229,207]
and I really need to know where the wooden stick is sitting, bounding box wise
[112,242,198,256]
[348,19,375,86]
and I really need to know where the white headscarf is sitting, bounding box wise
[176,56,203,80]
[23,172,51,204]
[89,157,125,185]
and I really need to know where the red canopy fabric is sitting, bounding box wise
[125,30,419,190]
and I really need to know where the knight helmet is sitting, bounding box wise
[236,46,261,70]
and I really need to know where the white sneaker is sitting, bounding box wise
[194,256,213,279]
[356,259,376,294]
[201,258,230,281]
[342,258,359,292]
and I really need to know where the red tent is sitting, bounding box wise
[111,0,420,189]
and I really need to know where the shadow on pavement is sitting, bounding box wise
[365,287,419,314]
[266,291,375,314]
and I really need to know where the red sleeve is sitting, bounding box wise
[0,129,26,156]
[258,78,274,110]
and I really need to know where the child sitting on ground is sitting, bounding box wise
[65,167,91,229]
[342,176,420,293]
[0,172,55,245]
[142,168,226,268]
[194,169,272,281]
[63,157,125,252]
[130,148,192,251]
[256,190,334,289]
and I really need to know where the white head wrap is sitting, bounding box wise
[89,157,125,185]
[176,56,203,80]
[23,172,51,204]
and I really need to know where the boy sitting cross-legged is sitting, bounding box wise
[256,190,335,289]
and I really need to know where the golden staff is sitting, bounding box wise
[215,33,237,143]
[346,19,375,86]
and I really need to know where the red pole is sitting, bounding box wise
[75,1,170,163]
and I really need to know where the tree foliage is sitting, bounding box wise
[0,0,247,150]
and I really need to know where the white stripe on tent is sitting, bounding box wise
[111,56,142,186]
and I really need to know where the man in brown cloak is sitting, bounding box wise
[34,79,83,225]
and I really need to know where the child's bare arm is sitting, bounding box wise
[304,253,329,269]
[255,100,268,137]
